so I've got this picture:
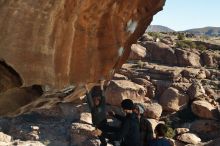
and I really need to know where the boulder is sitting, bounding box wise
[113,73,128,80]
[152,80,172,98]
[131,78,152,87]
[171,83,191,93]
[209,69,220,80]
[0,132,12,143]
[144,103,162,120]
[12,140,46,146]
[105,80,147,106]
[191,100,216,119]
[204,137,220,146]
[204,88,218,99]
[143,42,177,65]
[138,33,154,42]
[187,81,206,100]
[71,123,98,146]
[131,78,155,98]
[160,36,174,45]
[159,87,189,112]
[181,68,206,80]
[143,64,182,81]
[190,120,220,141]
[175,49,201,67]
[196,69,207,79]
[129,44,147,60]
[80,112,92,125]
[177,133,201,145]
[176,128,190,135]
[0,0,165,116]
[9,124,40,141]
[201,51,220,67]
[147,119,164,138]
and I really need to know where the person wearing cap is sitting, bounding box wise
[99,99,141,146]
[85,81,108,146]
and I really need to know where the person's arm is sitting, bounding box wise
[114,114,126,122]
[85,84,94,109]
[100,80,106,105]
[106,119,130,141]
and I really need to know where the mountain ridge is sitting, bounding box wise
[147,25,220,36]
[146,25,175,32]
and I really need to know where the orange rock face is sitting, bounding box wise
[0,0,165,116]
[0,0,165,88]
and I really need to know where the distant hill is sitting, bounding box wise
[184,27,220,36]
[146,25,175,32]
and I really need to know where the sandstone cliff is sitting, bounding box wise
[0,0,165,116]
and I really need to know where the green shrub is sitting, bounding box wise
[137,60,145,68]
[197,44,207,51]
[176,41,189,48]
[175,40,196,49]
[164,118,175,138]
[177,33,185,40]
[165,126,175,138]
[148,32,161,40]
[186,40,196,49]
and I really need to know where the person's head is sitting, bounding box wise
[121,99,134,114]
[91,86,102,106]
[154,123,167,137]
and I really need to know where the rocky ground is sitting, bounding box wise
[0,32,219,146]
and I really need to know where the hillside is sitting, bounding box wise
[184,27,220,36]
[146,25,175,32]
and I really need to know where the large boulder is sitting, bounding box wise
[144,103,162,120]
[159,87,189,112]
[177,133,201,145]
[181,68,206,80]
[131,78,155,98]
[175,49,201,67]
[190,120,220,141]
[201,51,220,67]
[0,0,165,116]
[187,81,206,100]
[129,44,147,60]
[152,80,172,98]
[105,80,147,106]
[191,100,216,119]
[143,42,177,65]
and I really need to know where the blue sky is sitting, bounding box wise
[151,0,220,31]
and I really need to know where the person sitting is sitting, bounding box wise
[147,123,171,146]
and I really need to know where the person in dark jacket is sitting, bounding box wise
[100,99,141,146]
[85,81,109,146]
[147,123,171,146]
[133,103,154,146]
